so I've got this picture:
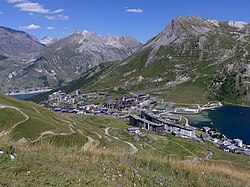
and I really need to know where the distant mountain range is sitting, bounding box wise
[1,15,250,105]
[0,28,142,93]
[45,15,250,105]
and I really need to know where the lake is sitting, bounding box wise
[10,93,40,100]
[184,106,250,144]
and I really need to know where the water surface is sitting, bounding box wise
[185,106,250,144]
[10,93,40,100]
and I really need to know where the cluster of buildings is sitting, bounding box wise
[201,127,250,156]
[103,93,156,114]
[174,102,223,114]
[44,90,250,157]
[129,111,196,138]
[45,91,157,116]
[45,90,109,114]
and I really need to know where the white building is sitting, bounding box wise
[234,139,243,147]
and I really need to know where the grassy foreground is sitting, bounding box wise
[1,95,250,186]
[0,140,250,187]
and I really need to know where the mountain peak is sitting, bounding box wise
[0,26,44,56]
[173,15,202,22]
[40,36,60,46]
[228,21,248,29]
[72,29,91,35]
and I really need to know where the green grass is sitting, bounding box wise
[0,137,250,186]
[0,94,72,141]
[40,134,88,147]
[11,117,70,141]
[1,98,250,186]
[28,62,116,103]
[0,108,25,131]
[162,77,209,104]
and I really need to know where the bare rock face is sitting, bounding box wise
[0,26,44,57]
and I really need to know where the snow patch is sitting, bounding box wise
[228,21,248,29]
[40,37,59,46]
[73,29,89,35]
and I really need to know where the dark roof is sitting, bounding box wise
[141,111,196,131]
[130,115,164,127]
[105,100,116,105]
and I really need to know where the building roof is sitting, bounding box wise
[130,115,164,127]
[243,149,250,156]
[223,141,232,146]
[233,139,243,142]
[142,111,196,131]
[127,127,140,131]
[227,144,238,150]
[202,126,211,131]
[132,113,195,131]
[105,100,116,105]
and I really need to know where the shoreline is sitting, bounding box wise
[186,106,250,145]
[6,89,51,96]
[223,102,250,108]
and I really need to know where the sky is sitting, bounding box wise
[0,0,250,43]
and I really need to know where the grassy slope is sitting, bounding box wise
[77,47,214,104]
[28,62,116,103]
[27,47,221,105]
[0,99,250,186]
[0,94,72,141]
[33,46,220,105]
[0,108,25,131]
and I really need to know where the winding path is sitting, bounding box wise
[124,141,139,153]
[30,114,76,143]
[104,127,138,154]
[0,104,29,137]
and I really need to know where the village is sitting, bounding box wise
[42,90,250,157]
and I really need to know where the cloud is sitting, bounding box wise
[50,9,64,14]
[46,14,69,20]
[46,26,54,30]
[8,0,65,14]
[15,2,50,13]
[125,8,143,13]
[19,23,40,30]
[0,11,4,14]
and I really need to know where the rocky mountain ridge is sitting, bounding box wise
[0,28,142,93]
[0,26,44,57]
[75,15,250,105]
